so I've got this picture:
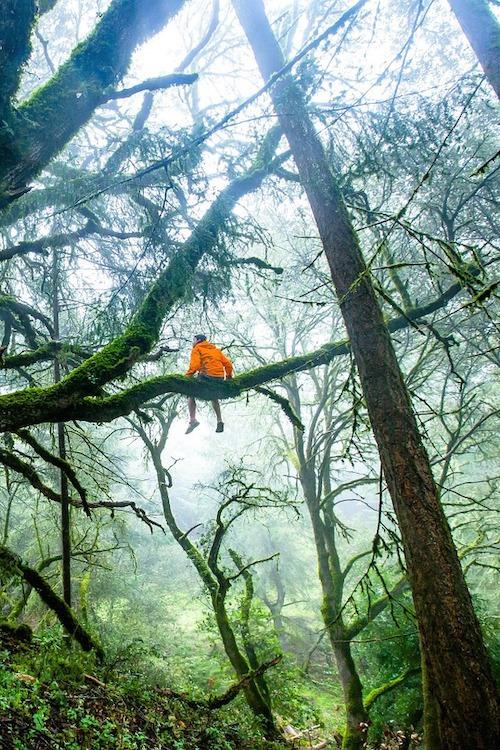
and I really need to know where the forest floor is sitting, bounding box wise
[0,625,289,750]
[0,625,422,750]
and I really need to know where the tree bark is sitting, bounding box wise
[231,2,499,748]
[448,0,500,99]
[212,593,276,736]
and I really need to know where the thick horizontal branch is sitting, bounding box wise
[0,271,477,431]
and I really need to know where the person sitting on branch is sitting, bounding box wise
[185,334,233,434]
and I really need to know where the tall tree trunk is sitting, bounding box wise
[448,0,500,99]
[232,2,499,747]
[303,468,368,750]
[421,649,442,750]
[52,248,71,607]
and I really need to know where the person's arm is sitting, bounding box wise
[186,347,201,376]
[220,351,233,378]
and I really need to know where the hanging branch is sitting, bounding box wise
[255,386,304,431]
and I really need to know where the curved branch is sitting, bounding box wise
[15,429,91,516]
[0,543,104,658]
[255,386,304,430]
[364,666,420,710]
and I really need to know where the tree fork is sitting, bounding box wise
[231,1,499,747]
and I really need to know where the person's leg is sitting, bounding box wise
[211,399,222,422]
[211,400,224,432]
[186,398,199,433]
[188,397,196,421]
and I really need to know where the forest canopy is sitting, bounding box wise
[0,1,499,749]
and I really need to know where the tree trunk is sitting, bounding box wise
[448,0,500,99]
[232,2,499,747]
[303,468,368,750]
[144,429,278,739]
[212,593,277,738]
[52,248,71,607]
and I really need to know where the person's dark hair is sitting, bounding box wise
[194,334,207,342]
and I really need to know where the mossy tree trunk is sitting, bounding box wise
[232,2,499,747]
[280,369,408,750]
[295,427,368,750]
[0,544,103,658]
[448,0,500,99]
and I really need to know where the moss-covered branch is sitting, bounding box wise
[255,386,304,431]
[364,667,420,710]
[0,543,103,658]
[0,136,282,431]
[0,269,479,431]
[0,0,186,206]
[0,221,141,261]
[1,340,91,369]
[102,73,198,101]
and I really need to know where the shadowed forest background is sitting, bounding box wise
[0,1,499,749]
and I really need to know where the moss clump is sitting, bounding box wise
[0,620,33,643]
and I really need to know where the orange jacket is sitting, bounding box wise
[186,341,233,379]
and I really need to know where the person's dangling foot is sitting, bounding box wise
[185,420,200,434]
[215,422,224,433]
